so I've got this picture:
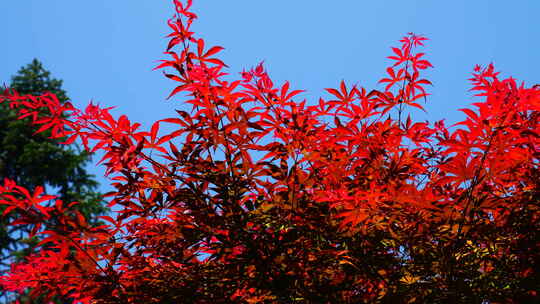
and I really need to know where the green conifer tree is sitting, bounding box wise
[0,59,106,265]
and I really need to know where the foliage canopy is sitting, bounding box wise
[0,1,539,303]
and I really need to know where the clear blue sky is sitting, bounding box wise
[1,1,539,192]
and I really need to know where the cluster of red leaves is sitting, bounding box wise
[1,0,539,303]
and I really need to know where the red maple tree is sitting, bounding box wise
[1,0,539,303]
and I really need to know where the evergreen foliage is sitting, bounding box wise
[0,59,105,265]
